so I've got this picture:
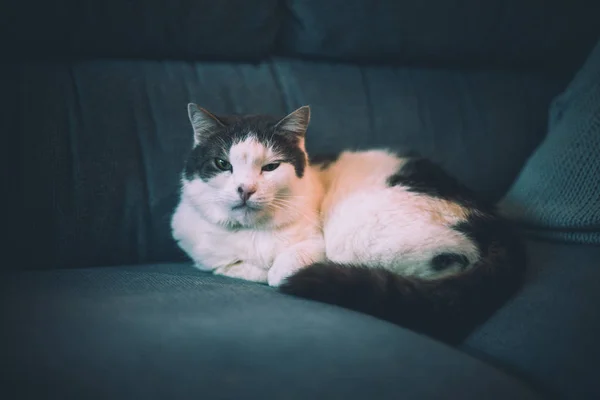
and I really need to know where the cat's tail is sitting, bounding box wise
[279,238,526,344]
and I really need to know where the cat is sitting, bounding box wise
[171,104,326,286]
[171,104,526,343]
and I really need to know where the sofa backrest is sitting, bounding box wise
[3,0,599,71]
[6,0,600,270]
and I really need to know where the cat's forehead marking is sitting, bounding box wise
[229,135,276,165]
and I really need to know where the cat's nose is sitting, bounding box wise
[237,185,256,202]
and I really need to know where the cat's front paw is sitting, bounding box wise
[269,240,325,287]
[214,262,268,283]
[268,262,303,287]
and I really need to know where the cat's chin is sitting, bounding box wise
[225,206,270,229]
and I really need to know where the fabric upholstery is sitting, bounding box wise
[464,239,600,399]
[5,0,600,398]
[499,39,600,244]
[1,0,279,60]
[13,60,561,270]
[3,0,599,71]
[280,0,600,70]
[0,264,539,400]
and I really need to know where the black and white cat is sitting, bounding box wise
[171,104,526,343]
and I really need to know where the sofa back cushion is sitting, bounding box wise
[3,0,599,71]
[278,0,600,71]
[1,0,280,61]
[11,60,562,270]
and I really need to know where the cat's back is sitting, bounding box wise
[317,149,475,224]
[317,150,416,217]
[317,149,402,190]
[317,150,481,276]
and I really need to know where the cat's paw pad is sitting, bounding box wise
[267,263,300,287]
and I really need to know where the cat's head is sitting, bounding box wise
[180,104,311,229]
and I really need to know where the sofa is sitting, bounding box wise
[3,0,600,398]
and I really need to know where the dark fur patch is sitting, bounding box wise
[431,253,469,271]
[309,153,340,170]
[281,233,526,344]
[453,214,496,253]
[453,213,525,262]
[387,157,490,211]
[184,143,228,181]
[185,114,307,181]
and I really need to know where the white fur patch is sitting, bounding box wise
[171,137,325,284]
[318,150,479,278]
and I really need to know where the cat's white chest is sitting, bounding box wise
[230,229,282,269]
[171,201,282,271]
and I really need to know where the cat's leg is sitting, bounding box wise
[268,236,326,287]
[214,262,268,284]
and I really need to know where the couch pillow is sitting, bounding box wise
[499,39,600,244]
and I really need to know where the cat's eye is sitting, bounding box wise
[214,158,232,171]
[262,163,281,172]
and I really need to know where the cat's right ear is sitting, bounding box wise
[187,103,225,146]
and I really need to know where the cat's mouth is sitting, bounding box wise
[231,202,261,211]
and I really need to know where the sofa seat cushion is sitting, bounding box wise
[1,264,539,399]
[464,239,600,399]
[11,58,562,270]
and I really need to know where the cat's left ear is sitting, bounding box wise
[275,105,311,138]
[188,103,226,146]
